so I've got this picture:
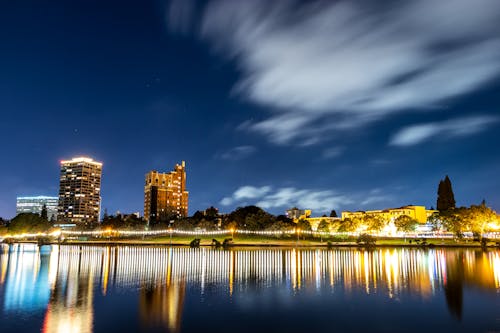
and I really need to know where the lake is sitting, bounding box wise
[0,244,499,333]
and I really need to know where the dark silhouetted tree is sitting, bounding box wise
[204,206,219,220]
[329,210,338,218]
[223,206,267,229]
[40,204,48,221]
[9,213,53,234]
[437,175,456,211]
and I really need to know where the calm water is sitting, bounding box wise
[0,244,499,333]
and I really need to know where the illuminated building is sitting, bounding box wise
[287,208,340,230]
[57,157,103,225]
[144,161,188,223]
[341,205,437,223]
[286,207,311,221]
[16,196,59,221]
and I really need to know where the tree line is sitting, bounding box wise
[0,175,498,237]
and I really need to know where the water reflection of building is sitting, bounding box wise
[2,244,51,312]
[139,281,186,332]
[42,246,96,333]
[1,244,500,329]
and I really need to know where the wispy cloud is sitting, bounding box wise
[360,189,393,206]
[170,0,500,145]
[390,115,498,146]
[220,185,272,206]
[221,185,353,213]
[218,145,257,160]
[322,147,344,159]
[221,185,401,213]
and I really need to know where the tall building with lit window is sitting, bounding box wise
[144,161,188,223]
[57,157,102,225]
[16,196,59,221]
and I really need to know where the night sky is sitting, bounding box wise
[1,0,500,219]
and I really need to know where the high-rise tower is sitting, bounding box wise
[57,157,102,225]
[144,161,188,223]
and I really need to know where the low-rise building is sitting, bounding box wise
[341,205,437,224]
[286,208,340,231]
[286,208,311,221]
[16,196,59,221]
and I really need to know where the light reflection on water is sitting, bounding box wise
[0,244,499,333]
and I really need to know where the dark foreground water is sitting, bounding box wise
[0,244,499,333]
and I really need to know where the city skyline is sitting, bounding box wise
[7,154,452,221]
[1,0,500,219]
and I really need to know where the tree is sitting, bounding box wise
[244,210,275,230]
[329,210,338,218]
[40,204,48,221]
[266,220,295,237]
[204,206,219,220]
[317,219,330,233]
[356,234,376,247]
[364,215,386,232]
[192,210,205,222]
[338,218,362,232]
[437,175,456,211]
[428,212,442,231]
[197,219,217,231]
[394,215,418,233]
[439,204,498,238]
[223,206,268,229]
[439,207,467,237]
[296,218,312,231]
[275,215,293,224]
[174,217,197,231]
[9,213,53,234]
[465,203,498,235]
[316,219,330,242]
[101,213,146,230]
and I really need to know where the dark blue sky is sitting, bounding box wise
[1,0,500,218]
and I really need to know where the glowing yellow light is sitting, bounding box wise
[50,229,62,238]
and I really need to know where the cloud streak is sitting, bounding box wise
[218,145,257,160]
[171,0,500,145]
[220,185,397,213]
[390,115,498,146]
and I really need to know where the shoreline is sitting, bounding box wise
[3,239,499,249]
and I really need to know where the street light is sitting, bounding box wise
[169,220,174,246]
